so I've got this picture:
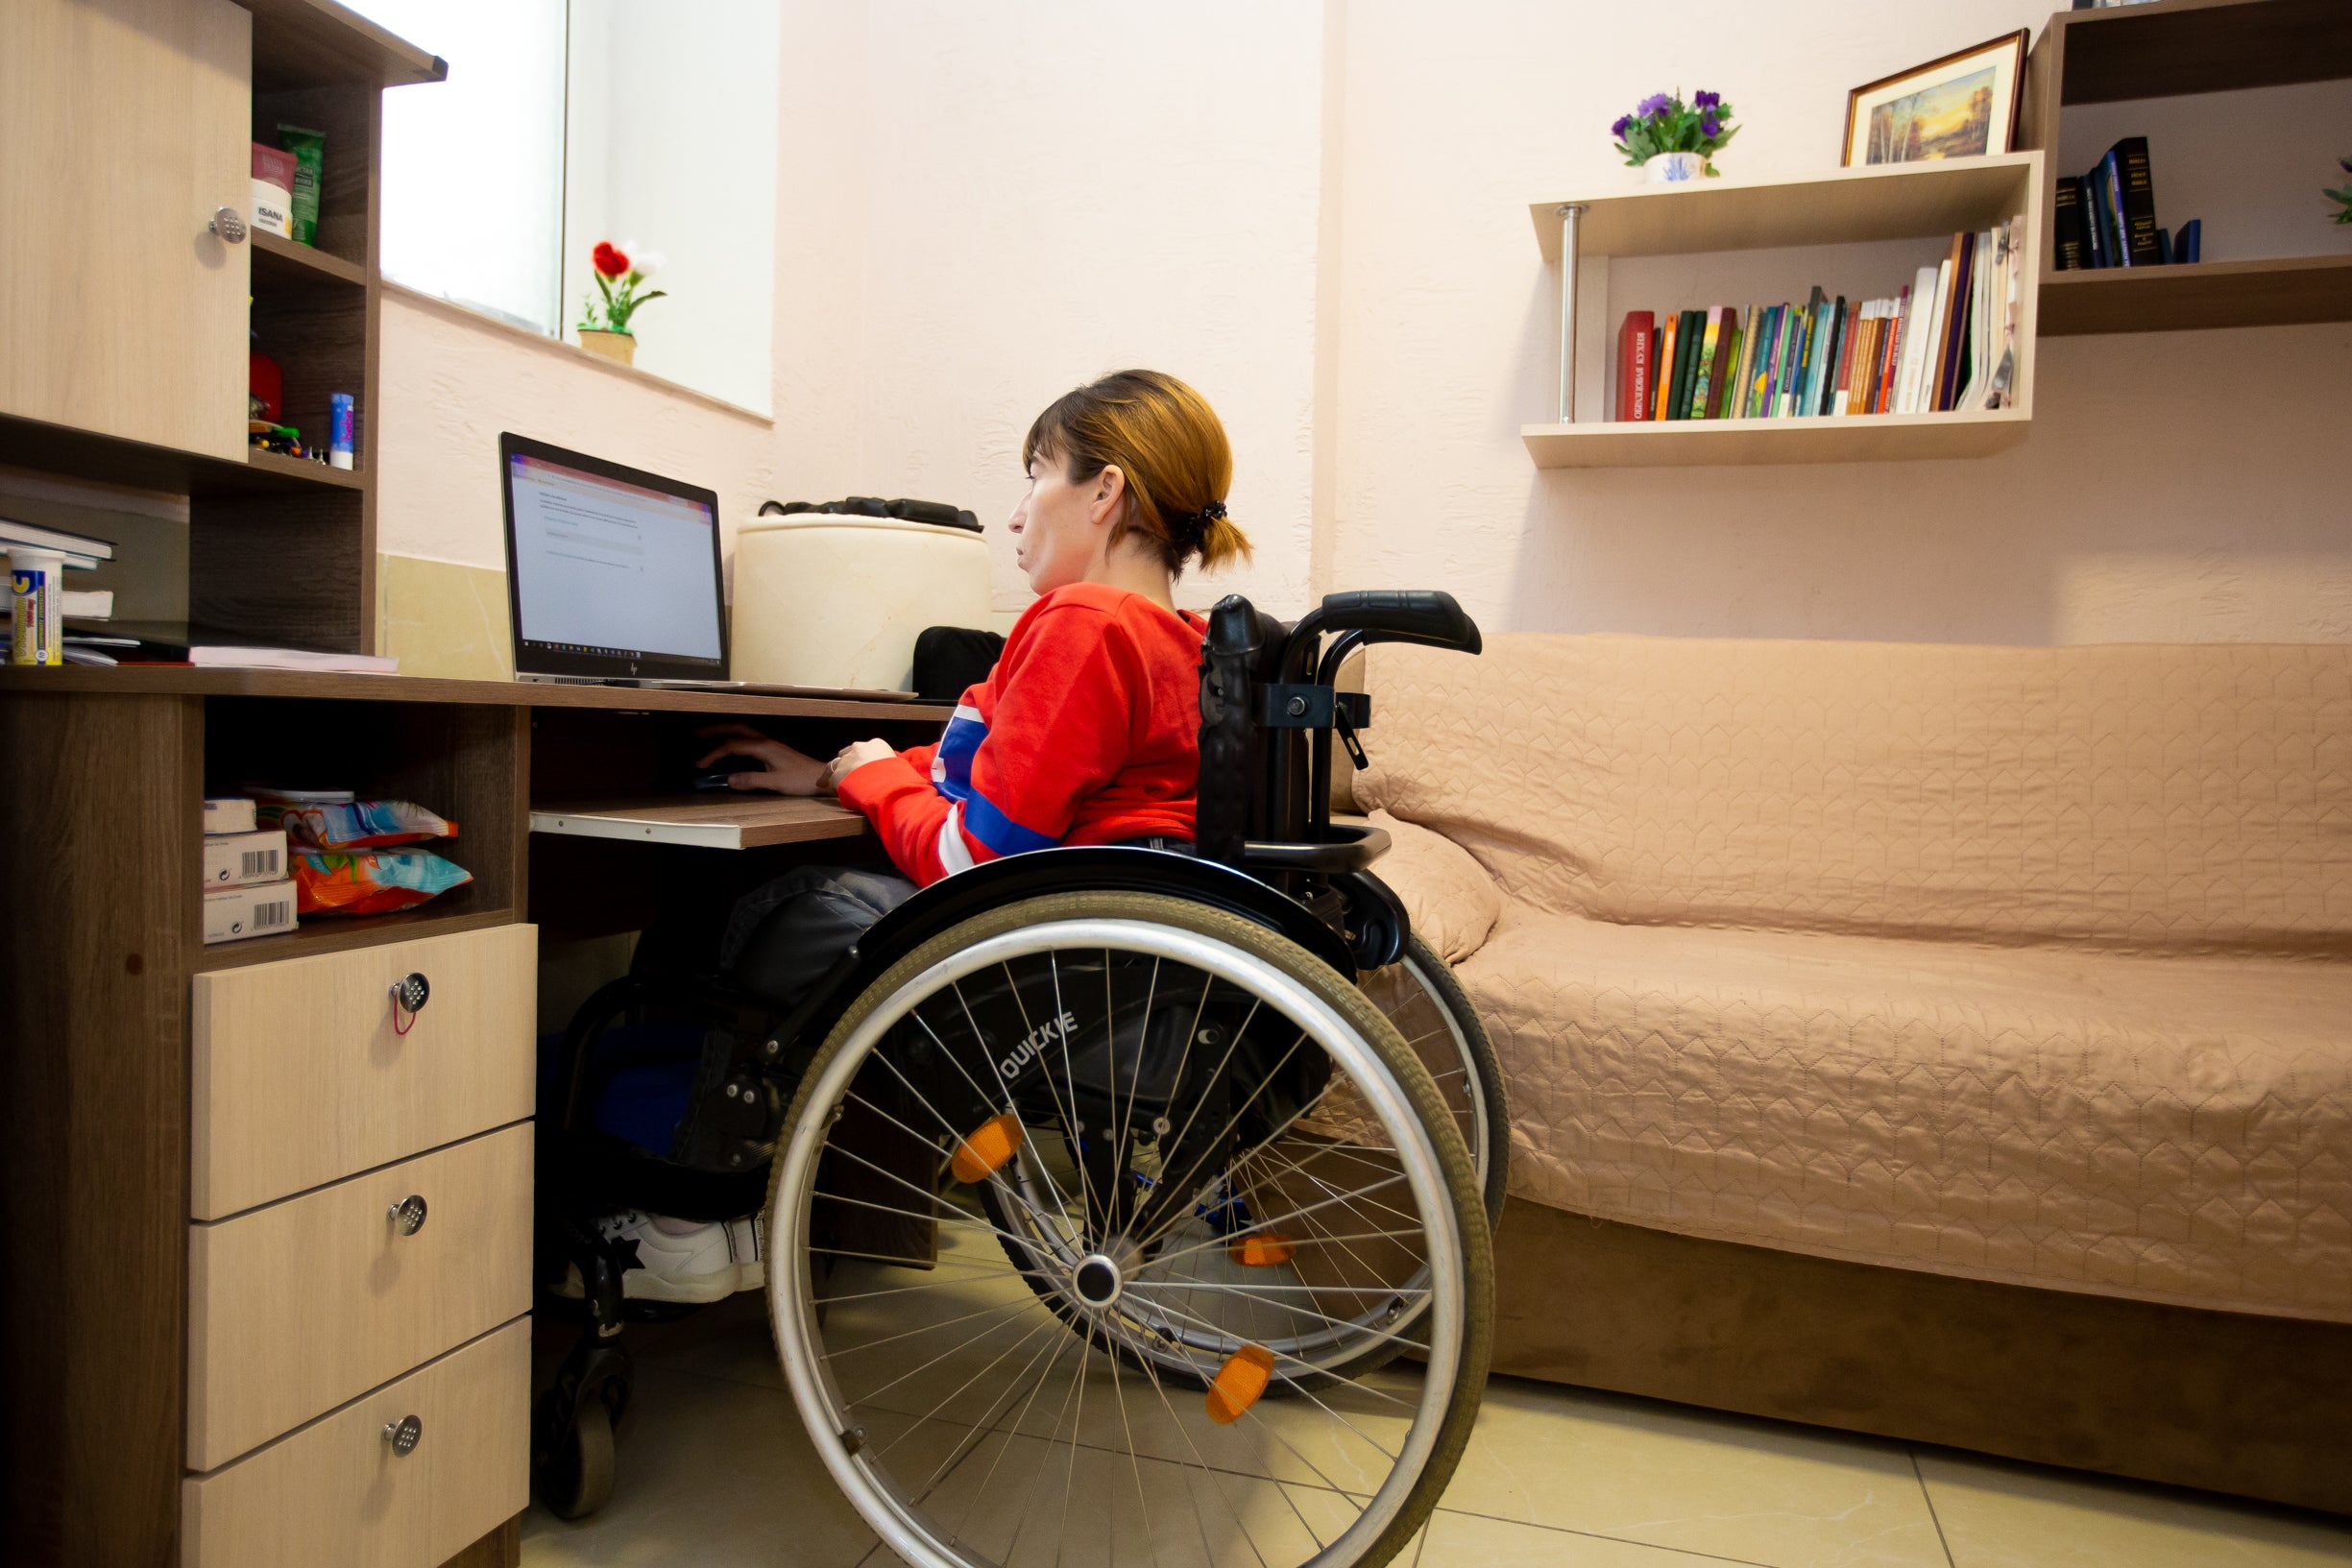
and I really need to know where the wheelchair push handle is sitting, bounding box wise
[1306,590,1482,655]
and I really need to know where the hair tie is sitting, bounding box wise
[1169,499,1226,547]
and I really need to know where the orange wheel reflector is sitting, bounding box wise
[1205,1343,1275,1425]
[949,1113,1024,1184]
[1229,1230,1297,1267]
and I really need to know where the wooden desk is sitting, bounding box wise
[0,668,947,1567]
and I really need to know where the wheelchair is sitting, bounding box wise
[537,588,1501,1567]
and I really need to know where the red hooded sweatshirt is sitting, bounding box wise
[837,582,1207,886]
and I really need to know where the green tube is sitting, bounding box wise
[277,124,326,246]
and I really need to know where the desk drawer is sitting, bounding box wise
[182,1316,529,1568]
[193,923,536,1218]
[188,1123,533,1470]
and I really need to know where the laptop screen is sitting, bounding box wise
[500,434,726,680]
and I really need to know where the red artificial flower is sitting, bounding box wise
[592,241,630,278]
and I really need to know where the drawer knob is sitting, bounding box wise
[209,205,248,244]
[388,1194,428,1236]
[390,973,430,1034]
[383,1414,423,1456]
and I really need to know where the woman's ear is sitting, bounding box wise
[1088,464,1128,530]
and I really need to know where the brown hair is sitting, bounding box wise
[1021,369,1252,574]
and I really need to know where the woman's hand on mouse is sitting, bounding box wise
[694,724,828,796]
[825,737,898,792]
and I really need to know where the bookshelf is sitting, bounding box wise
[1523,152,2042,468]
[0,0,443,654]
[2019,0,2352,335]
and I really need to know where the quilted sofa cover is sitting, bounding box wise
[1354,635,2352,1322]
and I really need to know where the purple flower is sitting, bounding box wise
[1701,112,1721,138]
[1637,92,1673,118]
[1612,114,1632,137]
[1694,89,1721,109]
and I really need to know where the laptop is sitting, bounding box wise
[499,432,915,699]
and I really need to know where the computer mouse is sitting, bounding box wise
[692,767,742,791]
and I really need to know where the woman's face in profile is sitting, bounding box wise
[1008,446,1111,595]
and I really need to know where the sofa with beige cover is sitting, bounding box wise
[1347,633,2352,1512]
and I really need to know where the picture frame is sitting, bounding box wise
[1842,32,2028,167]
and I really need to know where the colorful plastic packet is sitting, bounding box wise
[289,847,473,917]
[256,797,457,850]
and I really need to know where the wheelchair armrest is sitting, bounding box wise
[1240,823,1390,875]
[1313,591,1482,655]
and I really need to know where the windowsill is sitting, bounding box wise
[381,280,775,426]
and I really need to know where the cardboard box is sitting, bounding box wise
[203,828,287,887]
[204,796,257,835]
[204,880,298,944]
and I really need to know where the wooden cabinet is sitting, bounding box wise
[0,0,254,461]
[187,1124,534,1469]
[191,923,539,1219]
[182,1319,530,1568]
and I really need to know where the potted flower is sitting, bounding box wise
[1612,89,1738,184]
[2329,157,2352,225]
[577,239,667,366]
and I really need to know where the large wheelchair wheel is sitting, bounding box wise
[1357,934,1509,1228]
[765,890,1493,1568]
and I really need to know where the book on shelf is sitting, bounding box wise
[1705,311,1741,420]
[1687,307,1723,420]
[2112,136,2161,265]
[1652,311,1678,421]
[2175,218,2201,264]
[1616,310,1655,421]
[2053,178,2088,271]
[0,517,115,563]
[1610,217,2023,427]
[2059,136,2193,270]
[54,619,398,674]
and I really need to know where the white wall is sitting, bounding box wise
[777,0,1332,615]
[375,286,776,572]
[374,0,2352,653]
[564,0,780,413]
[1325,0,2352,642]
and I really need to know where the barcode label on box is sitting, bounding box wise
[204,829,288,888]
[204,880,299,943]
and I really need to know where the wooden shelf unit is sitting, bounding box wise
[251,227,368,288]
[0,0,444,657]
[1523,408,2030,469]
[1524,152,2042,469]
[2018,0,2352,335]
[531,795,872,851]
[2040,253,2352,334]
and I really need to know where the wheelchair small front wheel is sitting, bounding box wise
[764,890,1493,1568]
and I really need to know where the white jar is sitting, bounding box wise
[732,514,991,691]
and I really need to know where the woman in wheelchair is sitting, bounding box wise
[542,371,1503,1567]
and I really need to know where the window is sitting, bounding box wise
[352,1,777,414]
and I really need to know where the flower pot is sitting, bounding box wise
[1643,152,1708,185]
[578,328,636,366]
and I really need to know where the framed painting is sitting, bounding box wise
[1842,32,2028,166]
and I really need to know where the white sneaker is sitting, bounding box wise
[566,1211,740,1303]
[725,1213,765,1292]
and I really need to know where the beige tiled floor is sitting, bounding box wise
[521,1298,2352,1568]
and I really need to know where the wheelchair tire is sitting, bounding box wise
[764,890,1493,1568]
[535,1387,618,1520]
[1359,934,1510,1229]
